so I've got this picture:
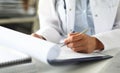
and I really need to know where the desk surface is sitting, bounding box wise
[34,48,120,73]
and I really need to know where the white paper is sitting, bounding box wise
[57,46,105,60]
[0,45,29,64]
[0,26,60,64]
[0,26,109,65]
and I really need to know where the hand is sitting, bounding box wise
[31,33,46,40]
[64,33,104,53]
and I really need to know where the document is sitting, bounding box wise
[0,26,112,65]
[0,45,31,67]
[0,45,37,73]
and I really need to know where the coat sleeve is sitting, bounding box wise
[36,0,62,43]
[94,29,120,50]
[94,2,120,50]
[112,1,120,29]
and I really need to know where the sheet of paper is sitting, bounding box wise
[0,26,110,65]
[0,45,29,64]
[57,46,106,60]
[0,26,60,64]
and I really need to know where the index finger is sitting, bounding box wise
[64,33,84,44]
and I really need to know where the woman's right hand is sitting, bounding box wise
[31,33,46,40]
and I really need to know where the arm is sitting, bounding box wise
[94,3,120,50]
[34,0,62,43]
[64,29,120,53]
[64,3,120,53]
[94,29,120,51]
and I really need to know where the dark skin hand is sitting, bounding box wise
[64,33,104,53]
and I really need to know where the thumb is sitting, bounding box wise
[68,32,79,36]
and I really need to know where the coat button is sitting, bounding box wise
[95,14,98,17]
[69,9,72,11]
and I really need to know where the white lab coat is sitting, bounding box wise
[37,0,120,50]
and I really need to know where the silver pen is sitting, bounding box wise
[59,28,89,47]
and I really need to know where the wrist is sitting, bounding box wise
[95,38,104,51]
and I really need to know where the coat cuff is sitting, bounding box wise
[36,27,62,43]
[93,29,120,51]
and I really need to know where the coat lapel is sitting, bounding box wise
[90,0,120,34]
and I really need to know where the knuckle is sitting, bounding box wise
[71,43,75,47]
[72,48,77,52]
[70,36,74,41]
[67,44,71,48]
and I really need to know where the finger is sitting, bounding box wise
[65,33,85,44]
[66,33,79,43]
[69,33,85,42]
[31,33,41,38]
[68,32,79,36]
[64,37,71,44]
[66,39,87,48]
[72,46,87,52]
[73,46,94,54]
[31,33,46,40]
